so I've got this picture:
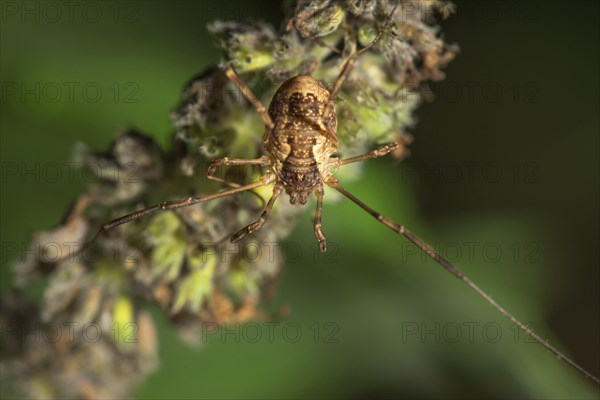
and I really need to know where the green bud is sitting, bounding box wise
[313,4,345,37]
[208,21,276,73]
[172,254,217,313]
[231,48,274,73]
[112,295,135,350]
[150,237,186,282]
[358,23,378,47]
[294,4,345,38]
[146,212,187,281]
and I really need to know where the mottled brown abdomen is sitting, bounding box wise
[265,76,337,204]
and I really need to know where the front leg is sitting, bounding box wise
[224,67,274,145]
[231,184,283,243]
[339,143,400,166]
[206,156,270,182]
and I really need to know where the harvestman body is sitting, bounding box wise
[95,6,599,384]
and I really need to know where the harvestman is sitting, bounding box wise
[95,5,599,384]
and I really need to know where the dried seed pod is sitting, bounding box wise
[6,2,463,398]
[288,3,345,38]
[208,21,276,73]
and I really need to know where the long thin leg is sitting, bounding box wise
[206,156,271,208]
[328,2,399,99]
[326,178,600,384]
[231,184,283,243]
[339,142,400,166]
[319,2,398,137]
[206,156,270,182]
[94,173,275,240]
[313,187,327,253]
[224,67,274,139]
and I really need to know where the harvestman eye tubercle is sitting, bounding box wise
[93,4,599,385]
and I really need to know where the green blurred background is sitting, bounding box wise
[1,0,598,398]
